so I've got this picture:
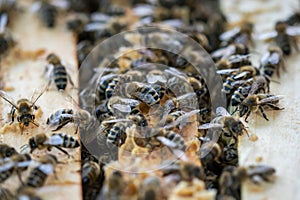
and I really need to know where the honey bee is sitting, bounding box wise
[161,160,205,182]
[162,109,200,130]
[106,121,128,147]
[0,153,31,184]
[221,143,238,166]
[0,89,45,133]
[46,108,74,131]
[0,14,15,58]
[24,154,58,188]
[231,84,251,107]
[96,73,119,100]
[198,141,222,167]
[106,170,124,199]
[38,1,57,28]
[156,129,187,159]
[138,176,163,200]
[127,114,148,127]
[46,107,95,132]
[260,46,285,77]
[211,43,250,61]
[259,21,300,55]
[126,82,160,106]
[107,96,140,116]
[219,22,254,46]
[246,165,276,184]
[216,54,252,70]
[199,107,247,146]
[0,143,18,160]
[45,53,75,91]
[95,117,130,147]
[231,75,270,107]
[237,94,284,122]
[217,65,260,81]
[82,160,101,185]
[22,133,80,157]
[222,75,247,96]
[219,166,245,200]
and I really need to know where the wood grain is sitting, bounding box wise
[222,0,300,199]
[0,1,81,199]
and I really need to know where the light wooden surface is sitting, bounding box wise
[0,1,81,199]
[222,1,300,200]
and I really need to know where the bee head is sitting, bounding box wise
[46,53,60,65]
[29,137,37,153]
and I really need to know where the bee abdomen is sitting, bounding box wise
[106,78,119,99]
[55,133,80,148]
[135,86,160,105]
[25,168,48,188]
[0,169,13,183]
[53,65,68,90]
[82,161,100,185]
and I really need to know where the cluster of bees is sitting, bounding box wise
[0,0,299,200]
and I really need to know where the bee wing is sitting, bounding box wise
[29,1,42,13]
[268,52,281,65]
[216,68,238,75]
[259,95,284,104]
[256,31,277,41]
[198,123,223,129]
[46,134,63,146]
[0,13,8,33]
[147,73,167,84]
[111,104,132,113]
[133,4,155,17]
[156,136,177,148]
[216,107,231,116]
[286,26,300,36]
[16,160,31,168]
[30,86,47,106]
[0,162,14,173]
[234,71,250,79]
[164,67,188,80]
[50,0,70,10]
[228,54,251,63]
[260,51,271,66]
[84,22,107,32]
[231,79,247,87]
[102,119,130,124]
[0,90,18,108]
[211,45,234,59]
[164,109,200,129]
[38,163,55,175]
[220,27,240,41]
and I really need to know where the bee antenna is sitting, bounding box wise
[31,121,39,127]
[231,107,239,115]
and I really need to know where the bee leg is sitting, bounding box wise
[10,107,15,125]
[17,170,24,185]
[54,146,70,158]
[265,103,284,110]
[68,74,77,89]
[259,106,269,121]
[245,111,251,122]
[51,120,71,131]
